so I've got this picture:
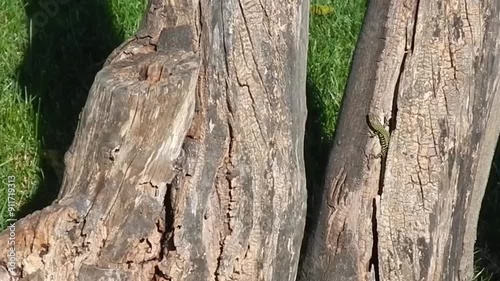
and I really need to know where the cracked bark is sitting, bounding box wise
[298,0,500,281]
[0,0,308,280]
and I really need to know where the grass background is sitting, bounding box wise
[0,0,498,279]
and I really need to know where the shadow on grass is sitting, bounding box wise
[303,79,333,225]
[16,0,126,216]
[299,77,338,262]
[476,139,500,280]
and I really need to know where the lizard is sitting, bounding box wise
[366,114,390,160]
[366,114,391,195]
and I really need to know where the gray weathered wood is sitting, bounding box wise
[0,0,309,280]
[299,0,500,280]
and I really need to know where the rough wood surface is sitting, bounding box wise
[299,0,500,280]
[0,0,309,280]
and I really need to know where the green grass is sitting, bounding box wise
[109,0,146,38]
[0,0,498,279]
[307,0,366,140]
[0,0,40,230]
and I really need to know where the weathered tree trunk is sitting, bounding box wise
[299,0,500,280]
[0,0,309,280]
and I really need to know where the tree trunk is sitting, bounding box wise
[0,0,309,280]
[299,0,500,281]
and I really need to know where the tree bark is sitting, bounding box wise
[0,0,309,280]
[299,0,500,281]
